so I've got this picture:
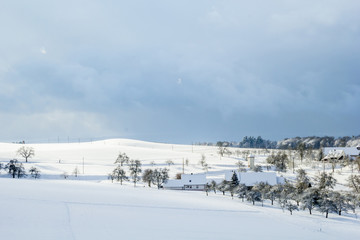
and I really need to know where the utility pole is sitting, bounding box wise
[292,157,295,173]
[182,158,185,174]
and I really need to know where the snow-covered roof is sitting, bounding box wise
[164,173,207,188]
[239,172,277,186]
[323,147,359,156]
[181,173,206,185]
[164,179,185,188]
[324,149,346,160]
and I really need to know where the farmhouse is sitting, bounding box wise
[323,147,359,160]
[323,149,346,161]
[164,173,206,191]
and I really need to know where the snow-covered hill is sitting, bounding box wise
[0,139,359,240]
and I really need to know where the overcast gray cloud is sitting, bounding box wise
[0,0,359,143]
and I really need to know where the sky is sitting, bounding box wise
[0,0,359,144]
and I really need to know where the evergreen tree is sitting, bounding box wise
[231,172,239,187]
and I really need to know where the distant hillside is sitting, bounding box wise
[198,135,360,149]
[277,136,360,149]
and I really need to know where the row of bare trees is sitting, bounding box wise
[109,152,169,188]
[205,170,360,218]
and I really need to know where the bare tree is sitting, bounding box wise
[165,160,174,167]
[29,167,41,179]
[142,169,154,187]
[296,143,305,164]
[17,146,35,163]
[5,159,26,178]
[115,152,130,167]
[73,166,80,177]
[112,166,128,185]
[199,154,208,172]
[152,168,169,189]
[129,160,142,187]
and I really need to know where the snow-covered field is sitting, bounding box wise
[0,139,359,240]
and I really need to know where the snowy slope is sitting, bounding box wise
[0,139,239,180]
[1,178,359,240]
[0,139,359,240]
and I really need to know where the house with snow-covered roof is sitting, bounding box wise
[323,149,346,161]
[164,173,207,191]
[323,147,359,160]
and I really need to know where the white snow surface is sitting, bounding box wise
[0,139,359,240]
[1,179,359,240]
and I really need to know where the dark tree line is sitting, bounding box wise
[0,159,40,179]
[198,135,360,150]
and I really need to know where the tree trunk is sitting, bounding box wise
[339,209,341,216]
[309,209,312,215]
[326,211,328,218]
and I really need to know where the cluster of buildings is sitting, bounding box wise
[163,146,360,192]
[164,171,284,191]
